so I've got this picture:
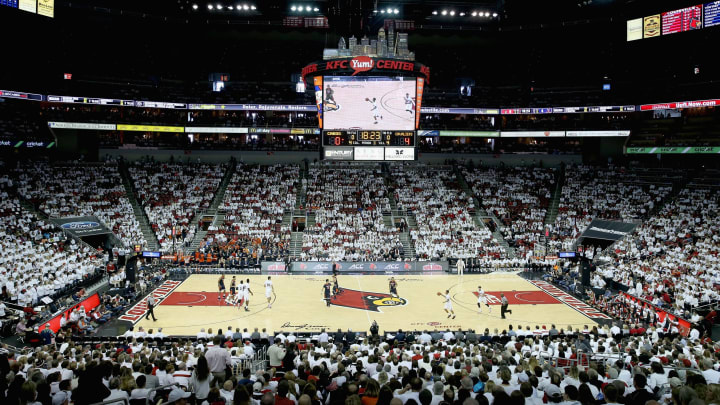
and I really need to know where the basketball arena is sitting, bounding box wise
[1,1,719,404]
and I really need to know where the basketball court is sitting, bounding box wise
[128,273,603,336]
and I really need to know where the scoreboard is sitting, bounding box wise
[322,130,416,161]
[323,130,415,147]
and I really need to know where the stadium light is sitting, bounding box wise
[251,5,256,10]
[192,4,198,10]
[471,11,477,16]
[393,9,399,14]
[207,4,213,10]
[441,10,447,15]
[227,5,233,10]
[432,10,438,15]
[242,4,249,10]
[216,4,222,10]
[449,10,455,16]
[492,12,498,17]
[459,12,465,16]
[485,12,490,17]
[313,7,319,12]
[291,5,296,11]
[305,5,311,11]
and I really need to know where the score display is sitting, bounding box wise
[323,130,415,147]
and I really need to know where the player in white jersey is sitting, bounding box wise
[225,289,240,306]
[366,97,383,124]
[477,285,491,314]
[236,280,245,310]
[404,93,415,114]
[439,289,455,319]
[264,276,274,309]
[243,278,254,312]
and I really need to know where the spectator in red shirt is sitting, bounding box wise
[275,380,295,405]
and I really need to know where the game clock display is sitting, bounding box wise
[323,130,415,146]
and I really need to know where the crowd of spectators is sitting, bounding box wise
[391,165,505,263]
[591,186,720,317]
[301,165,402,262]
[13,161,147,249]
[128,162,226,251]
[549,165,673,253]
[3,320,720,405]
[0,175,104,310]
[197,165,298,265]
[463,167,555,259]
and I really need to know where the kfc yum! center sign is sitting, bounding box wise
[302,56,430,83]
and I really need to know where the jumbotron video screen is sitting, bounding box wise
[323,76,416,131]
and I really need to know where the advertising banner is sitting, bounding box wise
[38,293,101,333]
[439,130,499,137]
[640,98,720,111]
[415,78,424,129]
[323,147,354,160]
[580,219,638,242]
[36,0,51,17]
[116,124,184,133]
[302,57,430,84]
[52,216,112,237]
[354,147,385,161]
[500,131,565,138]
[385,147,415,161]
[621,292,691,336]
[261,261,288,272]
[184,127,248,133]
[314,76,324,129]
[420,107,499,115]
[644,14,661,38]
[290,261,448,273]
[565,130,631,137]
[626,146,720,154]
[627,18,643,41]
[48,122,116,130]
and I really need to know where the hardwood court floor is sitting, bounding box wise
[133,273,598,336]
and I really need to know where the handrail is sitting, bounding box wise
[89,398,130,405]
[146,383,180,405]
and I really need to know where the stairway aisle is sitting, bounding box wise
[119,161,160,251]
[187,160,237,252]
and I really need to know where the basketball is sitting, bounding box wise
[437,292,442,296]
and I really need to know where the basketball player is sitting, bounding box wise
[442,290,456,319]
[243,278,254,312]
[389,277,398,297]
[366,97,383,124]
[236,280,245,309]
[218,275,226,300]
[264,276,274,309]
[322,279,332,307]
[477,285,491,314]
[325,86,336,105]
[225,289,239,306]
[230,276,237,297]
[404,93,415,114]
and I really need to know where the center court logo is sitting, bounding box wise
[350,56,374,76]
[330,288,407,312]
